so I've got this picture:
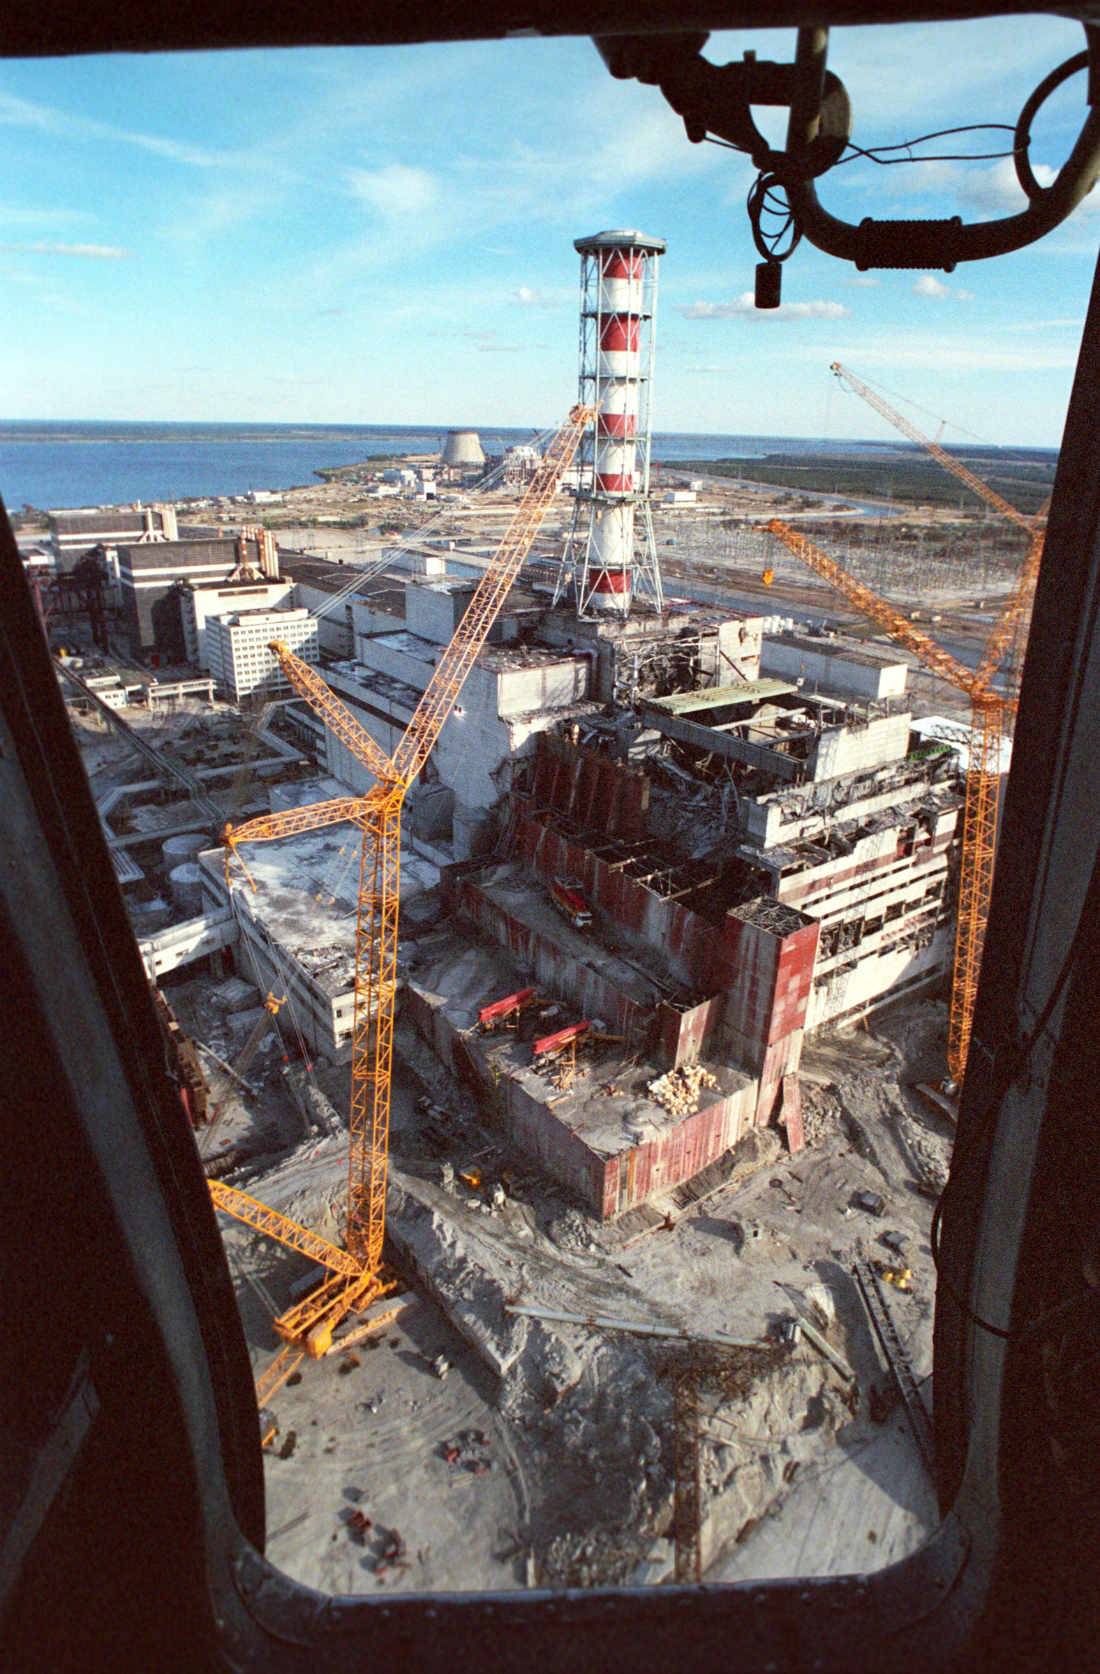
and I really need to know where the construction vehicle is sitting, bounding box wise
[827,365,1050,1084]
[208,406,593,1359]
[550,875,593,928]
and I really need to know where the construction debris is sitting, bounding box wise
[441,1429,492,1473]
[647,1063,718,1116]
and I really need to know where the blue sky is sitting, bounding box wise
[1,15,1098,443]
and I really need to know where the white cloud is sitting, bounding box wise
[0,239,129,258]
[346,163,439,218]
[913,273,950,298]
[0,204,93,227]
[955,155,1056,216]
[855,153,1100,225]
[514,284,557,307]
[913,273,977,301]
[846,274,880,287]
[0,90,262,171]
[827,335,1078,372]
[680,292,849,321]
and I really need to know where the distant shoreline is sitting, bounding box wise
[0,419,1058,515]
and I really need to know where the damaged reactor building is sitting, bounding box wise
[199,230,962,1220]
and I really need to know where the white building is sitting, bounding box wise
[318,579,591,856]
[197,818,439,1062]
[206,606,320,702]
[180,578,293,667]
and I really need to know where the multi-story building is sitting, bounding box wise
[49,504,178,571]
[116,534,271,657]
[179,578,293,667]
[205,605,319,701]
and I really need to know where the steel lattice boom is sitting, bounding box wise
[973,522,1045,691]
[764,520,979,689]
[209,1180,360,1277]
[831,362,1036,533]
[393,409,592,784]
[765,518,1004,1085]
[820,369,1050,1087]
[209,405,592,1356]
[262,647,396,786]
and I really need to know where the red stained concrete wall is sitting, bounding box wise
[530,735,648,843]
[599,1081,757,1218]
[405,979,758,1219]
[719,910,820,1051]
[448,873,648,1046]
[445,806,822,1136]
[718,907,819,1124]
[515,805,722,993]
[656,994,726,1068]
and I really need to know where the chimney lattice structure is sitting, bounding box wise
[554,229,666,619]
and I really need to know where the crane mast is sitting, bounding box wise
[825,365,1051,1085]
[210,405,593,1357]
[830,362,1036,532]
[764,518,1002,1088]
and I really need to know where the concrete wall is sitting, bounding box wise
[599,1081,757,1218]
[530,734,649,843]
[718,617,763,682]
[516,806,723,992]
[199,854,353,1062]
[808,711,912,781]
[407,985,608,1210]
[291,581,356,657]
[356,631,435,690]
[351,595,404,641]
[715,905,820,1123]
[184,580,292,666]
[761,637,908,701]
[656,994,726,1069]
[323,652,589,816]
[494,658,588,719]
[443,866,652,1047]
[405,981,759,1219]
[405,583,473,645]
[512,805,820,1106]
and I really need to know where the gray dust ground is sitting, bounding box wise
[211,975,952,1596]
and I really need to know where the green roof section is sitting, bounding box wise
[647,680,798,717]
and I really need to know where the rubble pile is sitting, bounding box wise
[647,1063,718,1116]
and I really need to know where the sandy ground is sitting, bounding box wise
[208,967,951,1597]
[261,1290,527,1594]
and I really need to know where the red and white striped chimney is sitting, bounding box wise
[559,230,665,618]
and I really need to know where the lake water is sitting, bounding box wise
[0,420,901,513]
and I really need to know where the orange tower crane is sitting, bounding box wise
[763,518,1005,1089]
[830,362,1043,529]
[208,406,593,1358]
[830,363,1047,696]
[827,364,1049,1083]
